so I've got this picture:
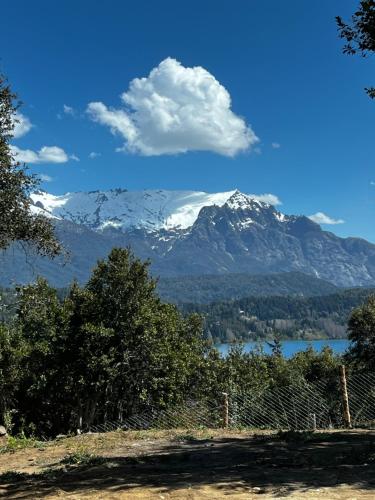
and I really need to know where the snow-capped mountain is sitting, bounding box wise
[30,189,286,232]
[2,188,375,289]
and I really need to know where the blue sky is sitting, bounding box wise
[2,0,375,241]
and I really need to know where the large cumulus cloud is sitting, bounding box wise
[87,58,258,157]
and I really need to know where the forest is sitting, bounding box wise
[182,288,375,343]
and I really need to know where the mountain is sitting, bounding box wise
[30,188,240,231]
[157,272,339,304]
[1,188,375,289]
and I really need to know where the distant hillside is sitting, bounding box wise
[181,288,375,343]
[157,272,338,304]
[2,281,374,344]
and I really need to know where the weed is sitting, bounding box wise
[174,433,197,442]
[61,447,105,466]
[0,435,45,454]
[276,430,318,443]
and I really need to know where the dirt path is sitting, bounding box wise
[1,429,375,498]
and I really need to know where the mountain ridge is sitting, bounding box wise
[0,188,374,288]
[30,188,285,232]
[156,271,339,304]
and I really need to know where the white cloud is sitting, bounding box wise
[40,174,53,182]
[13,112,33,138]
[271,142,281,149]
[249,193,282,206]
[63,104,75,116]
[89,151,101,159]
[308,212,345,225]
[10,145,69,164]
[70,154,80,162]
[87,57,259,157]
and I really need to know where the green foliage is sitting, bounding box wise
[61,449,105,466]
[194,342,341,399]
[346,295,375,369]
[0,247,350,438]
[14,278,71,435]
[0,435,43,454]
[8,248,208,436]
[0,288,17,323]
[2,285,372,343]
[337,1,375,98]
[0,324,25,426]
[0,75,61,255]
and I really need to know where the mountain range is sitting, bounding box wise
[1,188,375,289]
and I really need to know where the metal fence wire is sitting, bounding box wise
[88,371,375,433]
[347,373,375,427]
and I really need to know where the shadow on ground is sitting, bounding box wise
[1,431,375,498]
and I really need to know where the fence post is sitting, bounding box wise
[222,392,229,428]
[339,365,352,429]
[311,413,317,431]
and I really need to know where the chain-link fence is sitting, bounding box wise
[347,372,375,427]
[88,371,375,433]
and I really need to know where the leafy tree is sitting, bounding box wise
[0,288,18,323]
[346,295,375,370]
[15,278,70,434]
[337,1,375,98]
[0,75,61,255]
[0,325,25,428]
[77,248,207,425]
[221,344,271,394]
[14,248,208,434]
[290,346,340,383]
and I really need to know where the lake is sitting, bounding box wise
[216,339,350,358]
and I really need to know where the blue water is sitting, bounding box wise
[216,339,350,358]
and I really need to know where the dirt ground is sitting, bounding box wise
[1,428,375,499]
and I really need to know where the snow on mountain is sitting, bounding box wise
[30,188,285,232]
[4,187,374,289]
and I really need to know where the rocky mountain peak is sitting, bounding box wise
[226,190,267,210]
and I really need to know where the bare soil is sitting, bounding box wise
[1,429,375,499]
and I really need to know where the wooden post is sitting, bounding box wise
[222,392,229,428]
[339,365,352,428]
[311,413,317,431]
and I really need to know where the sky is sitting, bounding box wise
[1,0,375,241]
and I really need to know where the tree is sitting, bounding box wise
[336,1,375,98]
[346,295,375,370]
[267,332,283,358]
[16,278,70,435]
[78,248,207,425]
[0,325,25,428]
[0,75,61,255]
[13,248,208,435]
